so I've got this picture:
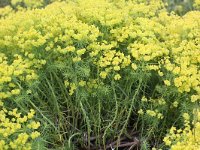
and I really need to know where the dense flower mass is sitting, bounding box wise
[0,0,200,149]
[194,0,200,9]
[0,101,40,149]
[163,109,200,150]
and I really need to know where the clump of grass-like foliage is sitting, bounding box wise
[0,0,200,149]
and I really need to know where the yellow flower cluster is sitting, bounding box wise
[0,6,13,18]
[0,4,47,148]
[138,109,164,120]
[0,0,168,88]
[64,79,103,95]
[0,101,40,150]
[164,110,200,150]
[157,11,200,95]
[138,96,164,120]
[98,50,131,80]
[0,53,45,100]
[194,0,200,9]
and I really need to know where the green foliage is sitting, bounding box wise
[164,0,194,15]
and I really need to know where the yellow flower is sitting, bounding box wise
[114,74,121,80]
[141,96,148,102]
[164,80,171,86]
[146,110,156,117]
[27,109,35,119]
[183,113,190,121]
[27,121,40,129]
[172,101,178,107]
[191,95,199,102]
[11,89,21,95]
[0,101,3,106]
[113,66,120,71]
[157,113,164,119]
[79,80,86,87]
[163,136,171,146]
[28,54,34,59]
[158,70,164,76]
[138,109,144,115]
[26,90,32,94]
[30,131,40,139]
[69,83,77,95]
[76,48,86,56]
[72,57,81,62]
[64,80,70,87]
[131,63,137,70]
[100,71,107,79]
[169,126,176,134]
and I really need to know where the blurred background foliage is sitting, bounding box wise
[165,0,194,15]
[0,0,10,7]
[0,0,196,15]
